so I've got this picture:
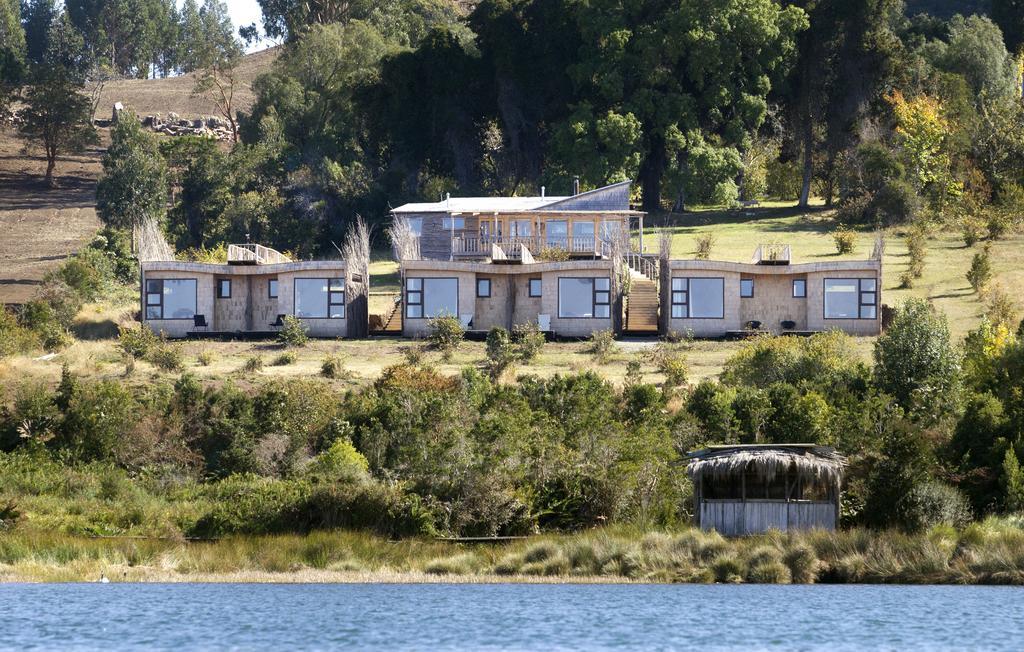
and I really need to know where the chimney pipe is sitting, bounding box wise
[541,185,545,198]
[573,176,580,195]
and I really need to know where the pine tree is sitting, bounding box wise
[1003,447,1024,513]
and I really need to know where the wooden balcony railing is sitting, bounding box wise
[227,244,291,265]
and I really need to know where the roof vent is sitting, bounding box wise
[541,186,545,197]
[573,176,580,195]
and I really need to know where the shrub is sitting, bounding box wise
[651,343,688,388]
[400,344,424,366]
[984,288,1019,331]
[966,246,993,295]
[874,299,961,416]
[320,355,346,379]
[31,281,84,328]
[196,350,215,366]
[0,309,39,357]
[427,315,464,358]
[898,481,973,531]
[873,180,920,226]
[747,560,792,584]
[272,351,297,366]
[986,210,1011,241]
[899,271,915,289]
[833,226,856,255]
[117,324,159,359]
[584,329,618,363]
[277,316,308,347]
[148,344,184,372]
[905,227,927,279]
[307,438,370,481]
[695,233,715,259]
[424,553,478,575]
[535,247,570,262]
[961,217,985,247]
[242,355,264,373]
[512,322,545,362]
[485,327,516,379]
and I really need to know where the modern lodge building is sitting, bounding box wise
[140,244,366,338]
[139,183,881,340]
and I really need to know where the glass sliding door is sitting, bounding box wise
[545,220,567,248]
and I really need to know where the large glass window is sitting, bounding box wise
[558,277,610,318]
[145,278,196,320]
[407,217,423,236]
[407,278,458,318]
[511,220,532,238]
[670,278,724,319]
[294,278,345,319]
[546,220,568,247]
[824,279,861,319]
[571,221,595,252]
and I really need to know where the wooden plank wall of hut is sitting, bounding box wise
[700,501,835,536]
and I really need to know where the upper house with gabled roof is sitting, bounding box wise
[390,180,646,262]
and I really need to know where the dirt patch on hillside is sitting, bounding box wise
[0,131,103,305]
[94,47,279,122]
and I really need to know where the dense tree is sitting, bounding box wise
[937,14,1019,102]
[20,0,57,64]
[18,12,95,186]
[96,111,168,230]
[564,0,807,211]
[0,0,24,114]
[873,299,962,419]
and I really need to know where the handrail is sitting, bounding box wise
[227,243,291,265]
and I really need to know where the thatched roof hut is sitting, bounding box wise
[687,444,846,535]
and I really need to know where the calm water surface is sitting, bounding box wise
[1,583,1020,650]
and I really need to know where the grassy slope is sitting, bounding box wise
[94,47,279,121]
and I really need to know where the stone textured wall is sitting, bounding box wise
[739,272,808,332]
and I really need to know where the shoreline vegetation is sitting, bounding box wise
[3,522,1023,585]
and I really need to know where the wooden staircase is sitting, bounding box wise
[625,269,659,334]
[373,296,403,334]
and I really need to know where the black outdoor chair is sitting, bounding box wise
[780,320,796,330]
[745,320,762,330]
[270,314,286,328]
[193,314,208,332]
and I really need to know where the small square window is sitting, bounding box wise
[407,278,422,291]
[217,279,231,298]
[595,291,610,304]
[595,304,610,318]
[407,304,422,318]
[329,278,345,291]
[528,278,542,297]
[594,278,610,291]
[146,306,161,319]
[671,305,686,319]
[861,292,876,306]
[740,279,754,298]
[860,305,877,319]
[268,279,278,298]
[672,291,687,304]
[672,278,686,291]
[146,279,161,293]
[793,279,806,298]
[146,293,161,306]
[477,279,491,298]
[860,278,877,292]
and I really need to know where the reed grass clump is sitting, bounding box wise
[423,553,479,575]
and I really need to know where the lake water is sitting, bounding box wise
[1,583,1021,650]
